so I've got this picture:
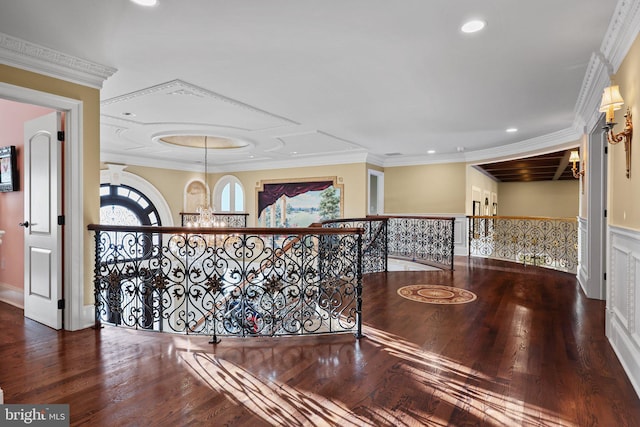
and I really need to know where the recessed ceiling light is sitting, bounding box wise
[427,150,436,154]
[461,20,486,33]
[131,0,158,6]
[506,128,518,133]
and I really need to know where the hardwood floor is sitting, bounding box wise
[1,257,639,426]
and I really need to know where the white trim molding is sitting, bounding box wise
[0,82,88,331]
[577,216,589,294]
[0,282,23,309]
[0,32,116,89]
[574,0,640,138]
[213,175,244,212]
[453,215,468,257]
[606,225,640,398]
[601,0,640,73]
[573,53,611,132]
[100,167,175,227]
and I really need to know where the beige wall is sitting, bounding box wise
[1,64,101,305]
[609,33,640,230]
[467,166,499,215]
[384,163,466,214]
[498,180,579,218]
[118,163,369,226]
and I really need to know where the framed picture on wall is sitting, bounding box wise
[0,146,18,192]
[256,177,344,227]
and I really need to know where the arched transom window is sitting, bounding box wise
[100,184,161,226]
[214,175,244,212]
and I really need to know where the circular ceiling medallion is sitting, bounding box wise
[397,285,477,305]
[159,135,249,150]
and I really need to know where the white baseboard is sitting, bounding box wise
[0,282,23,309]
[81,304,95,329]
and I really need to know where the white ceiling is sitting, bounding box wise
[0,0,624,173]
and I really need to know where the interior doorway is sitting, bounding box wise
[0,99,55,310]
[0,82,86,330]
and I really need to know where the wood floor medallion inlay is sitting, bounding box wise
[397,284,477,304]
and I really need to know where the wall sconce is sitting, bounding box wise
[569,150,585,193]
[600,85,633,178]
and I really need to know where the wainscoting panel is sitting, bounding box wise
[453,215,467,256]
[607,225,640,397]
[632,254,640,346]
[611,245,631,326]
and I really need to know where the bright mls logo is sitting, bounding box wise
[1,404,69,426]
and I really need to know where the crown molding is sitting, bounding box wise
[101,150,371,174]
[572,0,640,135]
[382,152,467,167]
[463,127,582,164]
[600,0,640,73]
[380,127,582,168]
[573,53,611,132]
[0,32,116,89]
[364,153,385,167]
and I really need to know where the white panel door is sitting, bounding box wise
[23,112,62,329]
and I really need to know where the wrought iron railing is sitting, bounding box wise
[318,218,388,273]
[179,212,249,227]
[320,215,455,272]
[468,216,578,273]
[382,216,455,270]
[88,225,363,341]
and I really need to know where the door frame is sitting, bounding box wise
[367,169,384,215]
[0,82,86,330]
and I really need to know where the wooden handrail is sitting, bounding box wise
[179,212,249,216]
[88,224,363,235]
[370,214,456,221]
[467,215,577,221]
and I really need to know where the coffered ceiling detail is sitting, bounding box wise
[101,80,298,131]
[272,131,364,157]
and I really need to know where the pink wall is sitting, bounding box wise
[0,99,54,291]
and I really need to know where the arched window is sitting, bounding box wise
[213,175,244,212]
[100,184,161,226]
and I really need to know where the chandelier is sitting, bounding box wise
[160,134,247,229]
[191,136,221,228]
